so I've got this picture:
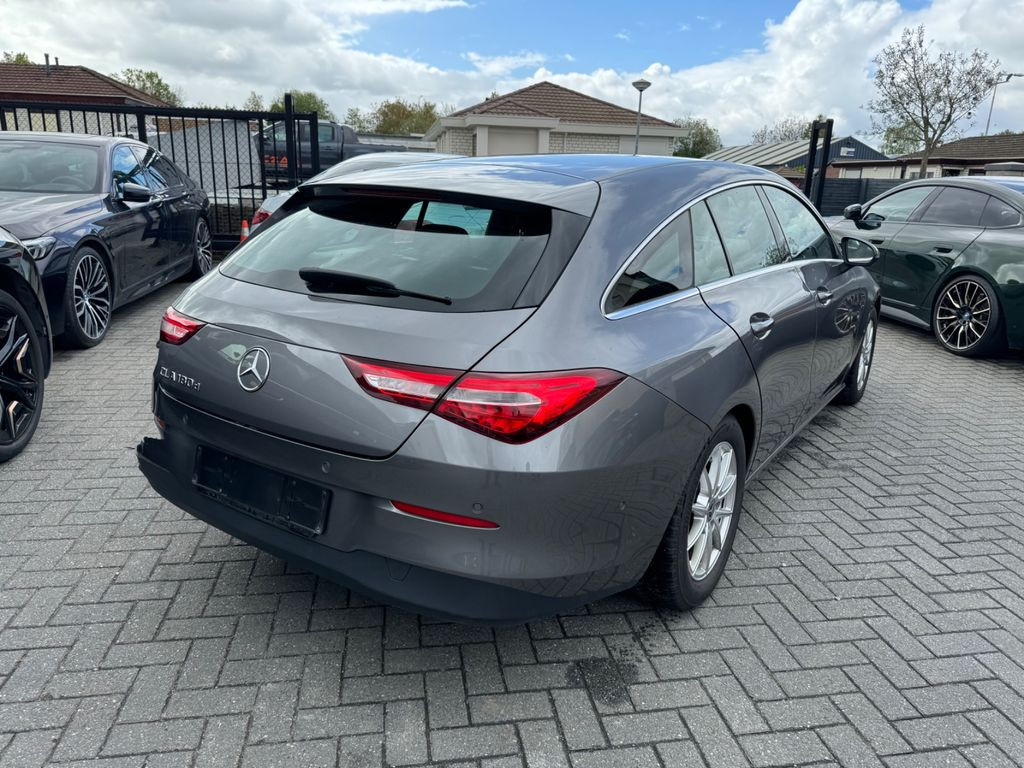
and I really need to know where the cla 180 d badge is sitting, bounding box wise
[237,347,270,392]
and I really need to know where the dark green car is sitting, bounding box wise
[830,177,1024,356]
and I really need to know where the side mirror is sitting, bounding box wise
[840,236,878,266]
[120,182,152,203]
[843,203,863,221]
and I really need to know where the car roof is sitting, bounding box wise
[317,154,780,216]
[887,175,1024,196]
[0,131,139,148]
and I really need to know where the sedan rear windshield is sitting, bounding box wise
[0,142,101,193]
[221,189,557,312]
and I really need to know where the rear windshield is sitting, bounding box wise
[0,141,101,193]
[221,189,554,312]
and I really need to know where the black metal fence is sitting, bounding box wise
[0,95,321,249]
[817,177,906,216]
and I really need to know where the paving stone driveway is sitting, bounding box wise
[2,284,1024,768]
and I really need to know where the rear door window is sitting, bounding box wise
[917,187,989,226]
[706,186,785,275]
[221,189,560,312]
[606,211,692,313]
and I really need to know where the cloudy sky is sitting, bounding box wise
[2,0,1022,145]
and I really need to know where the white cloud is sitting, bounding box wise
[464,51,546,77]
[615,31,631,42]
[1,0,1021,144]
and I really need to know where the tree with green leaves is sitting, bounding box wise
[269,90,336,121]
[344,99,451,135]
[2,51,33,64]
[672,117,722,158]
[878,121,923,156]
[867,25,999,175]
[111,68,183,106]
[242,91,264,111]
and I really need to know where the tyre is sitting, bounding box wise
[932,275,1004,357]
[640,415,747,609]
[188,217,213,280]
[62,247,112,348]
[0,288,45,463]
[833,308,877,406]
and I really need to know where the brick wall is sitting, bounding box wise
[563,133,622,153]
[439,128,475,155]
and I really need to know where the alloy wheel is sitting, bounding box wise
[73,252,111,340]
[935,278,990,352]
[856,318,875,391]
[688,441,738,581]
[0,308,39,447]
[195,219,213,274]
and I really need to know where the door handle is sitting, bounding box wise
[869,238,884,245]
[930,246,953,255]
[750,313,775,339]
[816,288,833,304]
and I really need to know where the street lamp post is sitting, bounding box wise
[985,73,1023,135]
[632,78,651,155]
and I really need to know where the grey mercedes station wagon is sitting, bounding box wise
[137,155,880,622]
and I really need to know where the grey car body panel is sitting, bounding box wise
[140,156,878,621]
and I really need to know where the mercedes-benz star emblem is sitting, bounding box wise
[237,347,271,392]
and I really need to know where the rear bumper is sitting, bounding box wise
[138,382,706,622]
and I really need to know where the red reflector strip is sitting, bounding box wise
[160,307,205,345]
[391,500,499,529]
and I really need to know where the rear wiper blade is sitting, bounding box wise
[298,268,452,306]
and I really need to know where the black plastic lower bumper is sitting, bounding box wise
[137,436,605,624]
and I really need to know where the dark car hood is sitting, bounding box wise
[0,191,106,239]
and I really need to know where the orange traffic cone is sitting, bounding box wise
[240,219,250,242]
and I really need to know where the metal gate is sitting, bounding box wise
[0,94,320,249]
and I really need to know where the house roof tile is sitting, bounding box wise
[0,63,171,106]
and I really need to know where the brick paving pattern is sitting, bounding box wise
[1,284,1023,767]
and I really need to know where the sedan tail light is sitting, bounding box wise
[160,307,205,345]
[344,356,623,443]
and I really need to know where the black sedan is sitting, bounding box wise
[0,132,211,347]
[830,177,1024,357]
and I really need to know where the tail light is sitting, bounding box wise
[160,307,205,345]
[344,356,622,443]
[251,207,270,227]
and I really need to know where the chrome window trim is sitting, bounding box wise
[602,178,837,320]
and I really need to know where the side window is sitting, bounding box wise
[980,196,1022,228]
[111,145,146,187]
[130,146,166,192]
[763,186,834,260]
[318,124,335,142]
[864,186,932,223]
[706,186,785,275]
[691,201,730,284]
[150,155,184,187]
[605,212,693,313]
[919,187,992,226]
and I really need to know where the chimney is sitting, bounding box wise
[44,53,50,75]
[54,56,59,67]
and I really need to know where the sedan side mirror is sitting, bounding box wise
[841,236,878,266]
[843,203,863,221]
[119,182,152,203]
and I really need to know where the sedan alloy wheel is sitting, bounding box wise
[933,277,1002,356]
[193,218,213,277]
[72,251,111,342]
[688,441,738,581]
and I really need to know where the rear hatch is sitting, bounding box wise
[163,175,596,457]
